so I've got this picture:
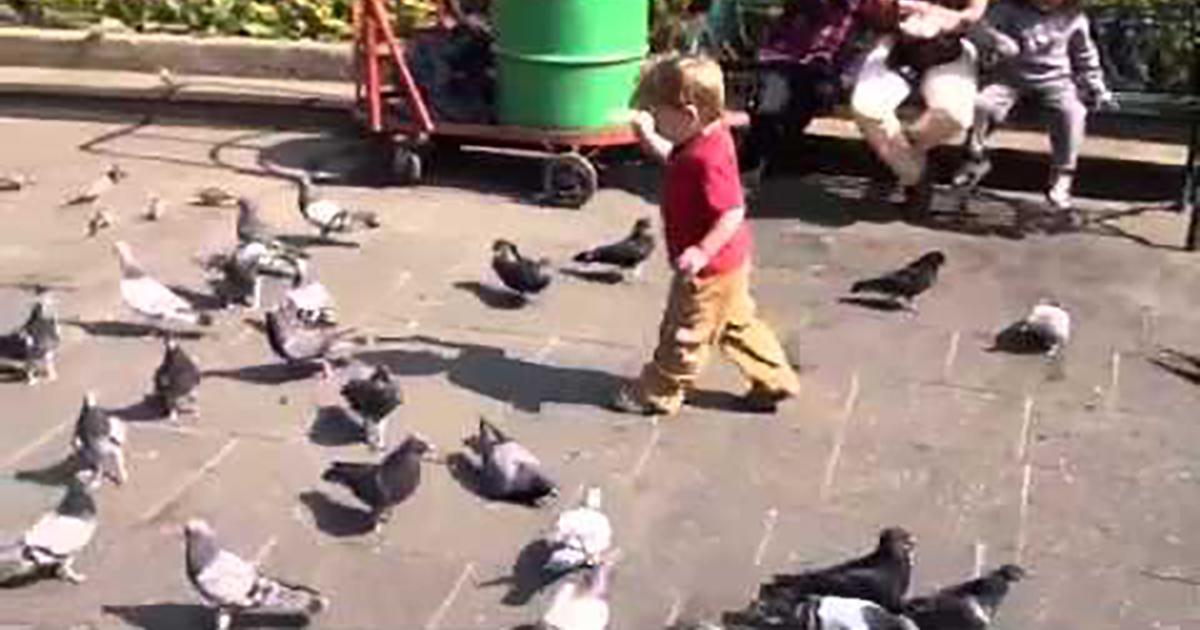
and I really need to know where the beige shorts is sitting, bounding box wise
[850,35,979,131]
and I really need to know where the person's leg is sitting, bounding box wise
[716,266,800,408]
[616,274,723,415]
[953,82,1019,187]
[912,42,980,154]
[851,36,923,186]
[1039,81,1088,209]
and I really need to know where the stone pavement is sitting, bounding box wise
[0,101,1197,629]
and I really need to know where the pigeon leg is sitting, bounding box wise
[55,558,86,584]
[318,360,334,380]
[365,419,385,451]
[630,263,644,282]
[43,356,56,382]
[24,364,38,385]
[107,448,129,485]
[214,608,234,630]
[250,277,262,310]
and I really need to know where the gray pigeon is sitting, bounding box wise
[0,172,34,192]
[340,363,403,450]
[184,519,329,630]
[153,335,201,421]
[321,434,434,530]
[193,186,238,207]
[471,418,557,506]
[73,391,128,489]
[492,240,552,297]
[264,307,355,377]
[0,290,61,384]
[206,242,302,309]
[297,173,380,237]
[64,164,126,206]
[114,241,213,327]
[0,482,97,585]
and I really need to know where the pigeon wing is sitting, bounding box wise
[121,276,192,319]
[195,549,260,607]
[23,513,96,557]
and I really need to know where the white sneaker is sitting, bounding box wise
[1046,173,1073,210]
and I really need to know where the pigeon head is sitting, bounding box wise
[107,164,128,182]
[878,527,915,559]
[492,239,518,258]
[184,518,221,570]
[994,564,1026,582]
[633,218,652,234]
[400,432,435,457]
[58,481,97,518]
[918,251,946,269]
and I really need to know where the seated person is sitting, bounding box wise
[406,0,495,123]
[740,0,864,186]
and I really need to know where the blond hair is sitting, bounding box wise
[635,55,725,124]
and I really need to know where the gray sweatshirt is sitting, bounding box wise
[971,0,1110,98]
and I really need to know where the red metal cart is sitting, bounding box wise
[352,0,647,208]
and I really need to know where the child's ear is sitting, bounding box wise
[683,104,702,126]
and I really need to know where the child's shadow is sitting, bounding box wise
[476,539,562,606]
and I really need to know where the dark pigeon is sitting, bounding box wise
[492,239,552,297]
[756,527,915,615]
[472,418,558,506]
[321,434,434,530]
[850,251,946,308]
[0,290,60,384]
[184,519,328,630]
[573,218,655,277]
[340,364,403,450]
[153,335,201,420]
[901,564,1025,630]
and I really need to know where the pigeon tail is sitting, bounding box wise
[250,576,328,614]
[0,542,37,584]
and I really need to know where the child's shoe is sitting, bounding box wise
[1046,171,1074,210]
[740,383,797,414]
[609,382,672,416]
[951,157,992,189]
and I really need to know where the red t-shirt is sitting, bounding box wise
[662,124,751,278]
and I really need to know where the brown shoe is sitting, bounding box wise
[609,383,671,416]
[740,384,796,414]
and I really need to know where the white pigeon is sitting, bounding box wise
[0,483,97,585]
[541,551,618,630]
[1026,301,1071,356]
[794,595,918,630]
[297,172,379,236]
[184,519,329,630]
[113,241,211,326]
[546,486,612,574]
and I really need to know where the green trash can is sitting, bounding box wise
[494,0,649,129]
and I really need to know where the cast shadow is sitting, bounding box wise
[109,395,169,422]
[167,285,225,312]
[452,281,526,310]
[13,453,80,487]
[102,603,310,629]
[308,406,363,447]
[559,268,625,285]
[836,296,906,312]
[297,490,376,538]
[445,452,488,502]
[66,319,205,340]
[477,539,560,606]
[278,234,361,250]
[204,362,319,385]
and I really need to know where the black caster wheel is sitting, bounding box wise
[392,146,423,186]
[543,153,597,208]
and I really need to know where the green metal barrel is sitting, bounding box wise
[494,0,649,129]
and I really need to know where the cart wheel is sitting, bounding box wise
[543,153,597,208]
[393,146,422,186]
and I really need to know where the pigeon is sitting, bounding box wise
[264,307,355,377]
[297,172,381,237]
[0,290,61,384]
[144,194,166,221]
[321,434,434,529]
[193,186,238,207]
[0,172,34,192]
[153,335,201,421]
[64,164,126,206]
[184,519,329,630]
[470,417,558,506]
[283,262,337,326]
[756,527,915,615]
[340,364,403,450]
[791,595,919,630]
[901,564,1025,630]
[73,391,128,489]
[540,550,619,630]
[86,208,114,237]
[990,301,1071,357]
[0,482,97,585]
[849,251,946,309]
[207,242,302,309]
[237,197,302,259]
[572,218,655,279]
[114,241,213,327]
[545,486,613,575]
[492,239,552,297]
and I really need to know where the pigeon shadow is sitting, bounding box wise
[108,395,168,422]
[559,268,625,285]
[685,388,769,415]
[0,568,54,589]
[452,281,526,310]
[357,335,625,413]
[66,319,205,340]
[445,452,489,501]
[0,363,27,383]
[477,539,561,606]
[167,285,225,312]
[836,296,907,312]
[986,323,1051,355]
[308,406,364,447]
[1148,356,1200,386]
[279,234,361,250]
[13,453,81,487]
[297,490,376,537]
[102,603,311,629]
[204,362,320,385]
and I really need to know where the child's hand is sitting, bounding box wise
[1091,92,1119,112]
[630,110,655,137]
[676,246,710,276]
